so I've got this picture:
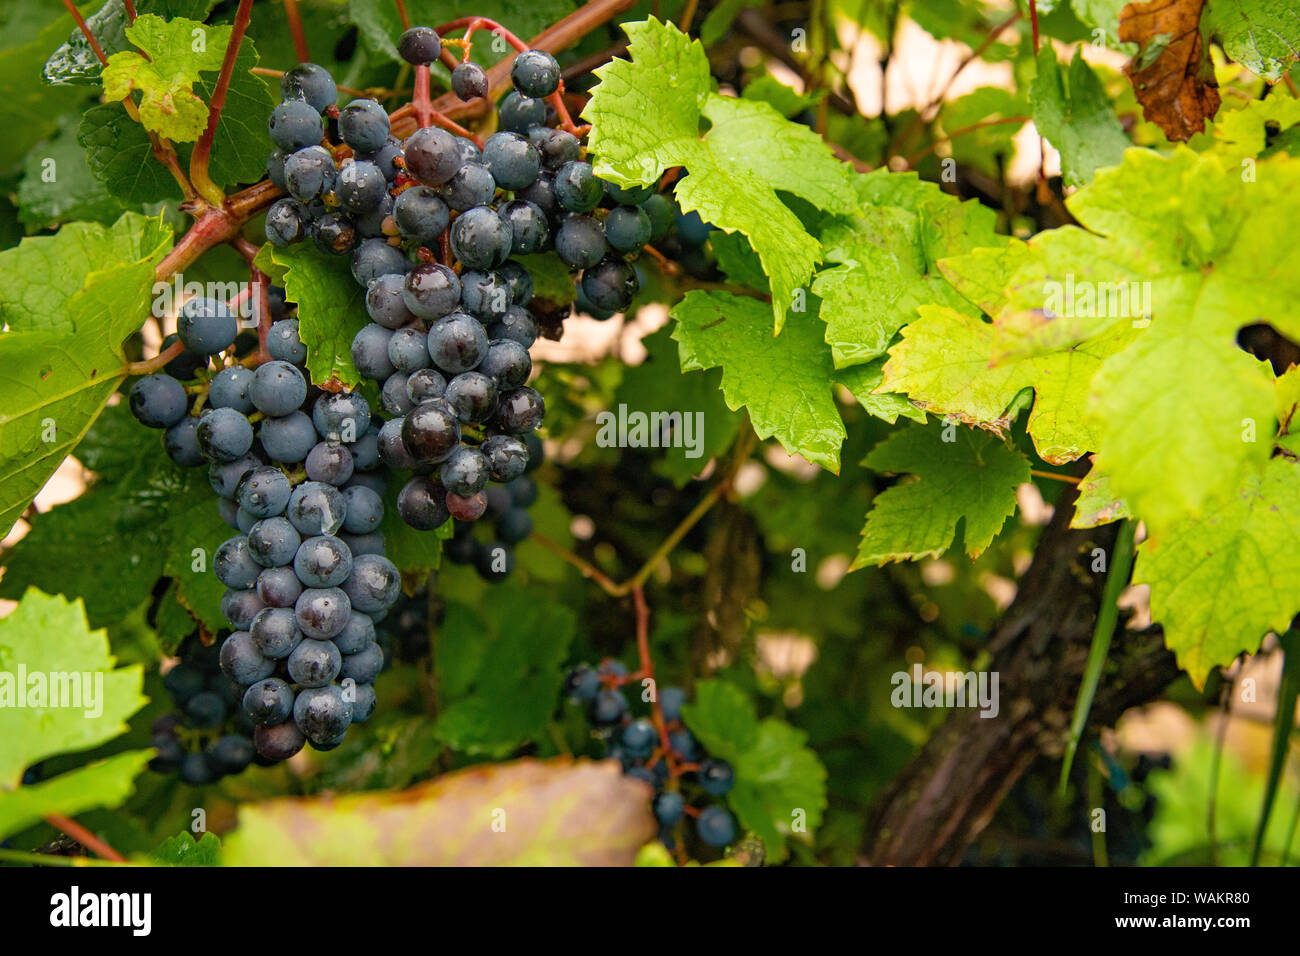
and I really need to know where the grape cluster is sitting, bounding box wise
[263,38,657,534]
[562,662,739,849]
[129,288,399,761]
[149,633,257,785]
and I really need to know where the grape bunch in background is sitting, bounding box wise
[562,662,739,852]
[149,632,258,785]
[444,431,543,582]
[128,285,398,761]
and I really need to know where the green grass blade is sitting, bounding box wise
[1250,627,1300,866]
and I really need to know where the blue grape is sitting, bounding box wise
[396,476,450,530]
[654,791,685,826]
[659,686,686,723]
[428,312,489,374]
[162,332,207,380]
[267,318,306,364]
[352,322,397,381]
[304,441,354,485]
[564,665,600,702]
[604,205,651,252]
[511,50,561,97]
[351,237,408,287]
[249,606,304,659]
[404,126,460,186]
[244,677,295,727]
[450,205,513,269]
[340,530,385,557]
[439,445,490,496]
[358,136,403,182]
[498,90,546,132]
[250,360,307,417]
[294,534,353,587]
[378,417,418,470]
[382,371,415,415]
[487,305,538,348]
[439,161,497,211]
[259,411,317,463]
[284,145,336,200]
[256,565,303,608]
[337,162,388,218]
[579,257,639,312]
[496,260,534,306]
[287,480,347,536]
[342,553,401,613]
[388,327,429,374]
[401,399,461,462]
[269,99,324,151]
[209,455,259,499]
[294,587,352,639]
[494,386,545,434]
[267,149,288,189]
[498,507,532,544]
[236,466,291,518]
[288,637,343,687]
[354,192,395,237]
[178,297,237,355]
[481,434,529,482]
[528,126,581,169]
[293,684,352,744]
[499,200,550,254]
[398,26,441,66]
[483,132,540,190]
[339,98,390,152]
[348,682,377,722]
[312,213,358,255]
[392,185,449,241]
[197,407,254,461]
[554,161,603,212]
[312,391,371,442]
[443,371,498,424]
[333,610,376,654]
[266,198,308,245]
[403,262,462,320]
[348,424,381,471]
[517,172,558,218]
[555,215,606,269]
[459,270,513,320]
[366,273,417,328]
[339,641,383,684]
[341,485,384,533]
[165,417,204,467]
[130,374,187,428]
[280,63,337,113]
[406,367,447,404]
[215,535,261,589]
[254,720,306,760]
[479,339,531,390]
[509,475,539,507]
[591,688,627,725]
[696,807,736,847]
[621,718,657,758]
[247,516,302,567]
[699,758,735,796]
[219,631,274,685]
[452,62,488,100]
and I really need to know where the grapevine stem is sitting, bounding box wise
[44,814,126,862]
[251,69,388,99]
[678,0,700,32]
[413,65,434,128]
[394,0,411,31]
[1030,468,1081,485]
[231,237,273,362]
[123,0,137,23]
[190,0,255,207]
[284,0,309,62]
[902,115,1031,166]
[124,339,186,376]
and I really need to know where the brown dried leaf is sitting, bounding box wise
[221,757,656,866]
[1120,0,1221,141]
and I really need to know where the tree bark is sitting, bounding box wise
[863,493,1180,866]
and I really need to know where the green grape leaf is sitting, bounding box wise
[937,86,1029,175]
[741,74,820,119]
[671,291,847,472]
[514,252,575,305]
[1071,0,1130,47]
[223,757,655,865]
[1070,462,1132,528]
[853,422,1029,566]
[434,586,576,757]
[813,170,1000,369]
[1202,0,1300,82]
[681,680,826,859]
[833,358,926,425]
[1030,46,1129,188]
[270,243,370,388]
[709,232,769,292]
[0,7,87,170]
[0,212,172,332]
[0,404,226,640]
[0,588,149,788]
[613,326,744,485]
[150,830,222,866]
[0,257,164,537]
[1134,456,1300,687]
[193,44,277,188]
[17,118,125,230]
[78,102,186,205]
[881,304,1139,465]
[101,15,231,142]
[586,17,854,328]
[0,751,153,841]
[1209,95,1300,161]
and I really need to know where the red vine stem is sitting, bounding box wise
[231,238,272,362]
[123,0,137,23]
[284,0,309,62]
[124,338,186,376]
[44,814,126,863]
[394,0,411,31]
[413,65,434,128]
[190,0,255,207]
[1028,0,1041,54]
